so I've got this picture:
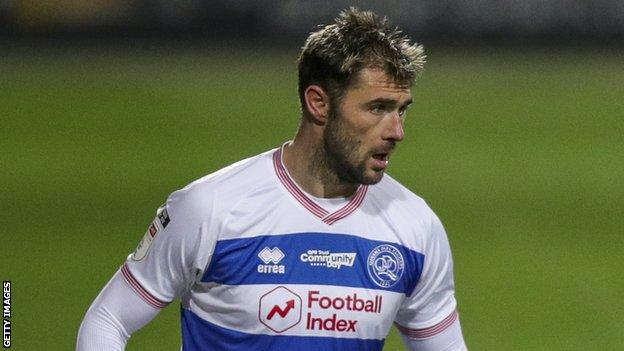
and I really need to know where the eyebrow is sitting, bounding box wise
[366,98,413,108]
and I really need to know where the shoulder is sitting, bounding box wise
[371,174,437,220]
[367,174,443,245]
[165,148,277,219]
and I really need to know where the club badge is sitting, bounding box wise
[367,244,404,288]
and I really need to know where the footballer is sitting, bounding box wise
[78,7,467,351]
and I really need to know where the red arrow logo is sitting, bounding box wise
[267,299,295,320]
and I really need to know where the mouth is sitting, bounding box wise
[370,152,390,170]
[372,153,389,162]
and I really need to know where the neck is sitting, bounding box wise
[283,131,358,198]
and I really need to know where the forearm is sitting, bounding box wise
[399,313,467,351]
[77,270,161,351]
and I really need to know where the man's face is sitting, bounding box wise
[323,68,412,185]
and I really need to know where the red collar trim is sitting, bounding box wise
[272,145,368,225]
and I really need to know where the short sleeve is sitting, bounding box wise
[395,212,458,332]
[121,185,216,309]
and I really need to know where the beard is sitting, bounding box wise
[321,105,384,186]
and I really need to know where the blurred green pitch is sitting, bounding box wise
[1,46,623,350]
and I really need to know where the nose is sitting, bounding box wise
[384,113,404,142]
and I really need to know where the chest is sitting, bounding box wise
[194,231,424,339]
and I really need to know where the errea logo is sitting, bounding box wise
[259,247,285,264]
[257,247,286,274]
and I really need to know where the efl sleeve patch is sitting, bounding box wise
[131,220,159,261]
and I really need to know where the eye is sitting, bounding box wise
[370,104,386,115]
[398,105,410,118]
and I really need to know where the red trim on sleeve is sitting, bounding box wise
[395,310,458,339]
[121,263,169,309]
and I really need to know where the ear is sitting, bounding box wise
[303,85,330,125]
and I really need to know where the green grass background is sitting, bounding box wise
[1,46,623,350]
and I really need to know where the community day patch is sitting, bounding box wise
[300,250,356,269]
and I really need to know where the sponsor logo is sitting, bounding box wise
[307,291,382,313]
[257,247,286,274]
[157,207,170,228]
[367,244,405,288]
[259,286,302,333]
[131,220,159,261]
[306,290,382,332]
[300,250,356,269]
[258,288,382,334]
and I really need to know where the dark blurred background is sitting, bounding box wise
[2,2,623,351]
[2,0,624,46]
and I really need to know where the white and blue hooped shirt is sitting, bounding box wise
[123,145,459,350]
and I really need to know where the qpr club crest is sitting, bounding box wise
[367,244,405,288]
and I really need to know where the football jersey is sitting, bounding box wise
[122,144,458,350]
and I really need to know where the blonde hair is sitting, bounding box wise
[297,7,426,109]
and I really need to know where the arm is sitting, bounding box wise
[397,310,467,351]
[395,212,467,350]
[77,184,215,350]
[76,270,161,351]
